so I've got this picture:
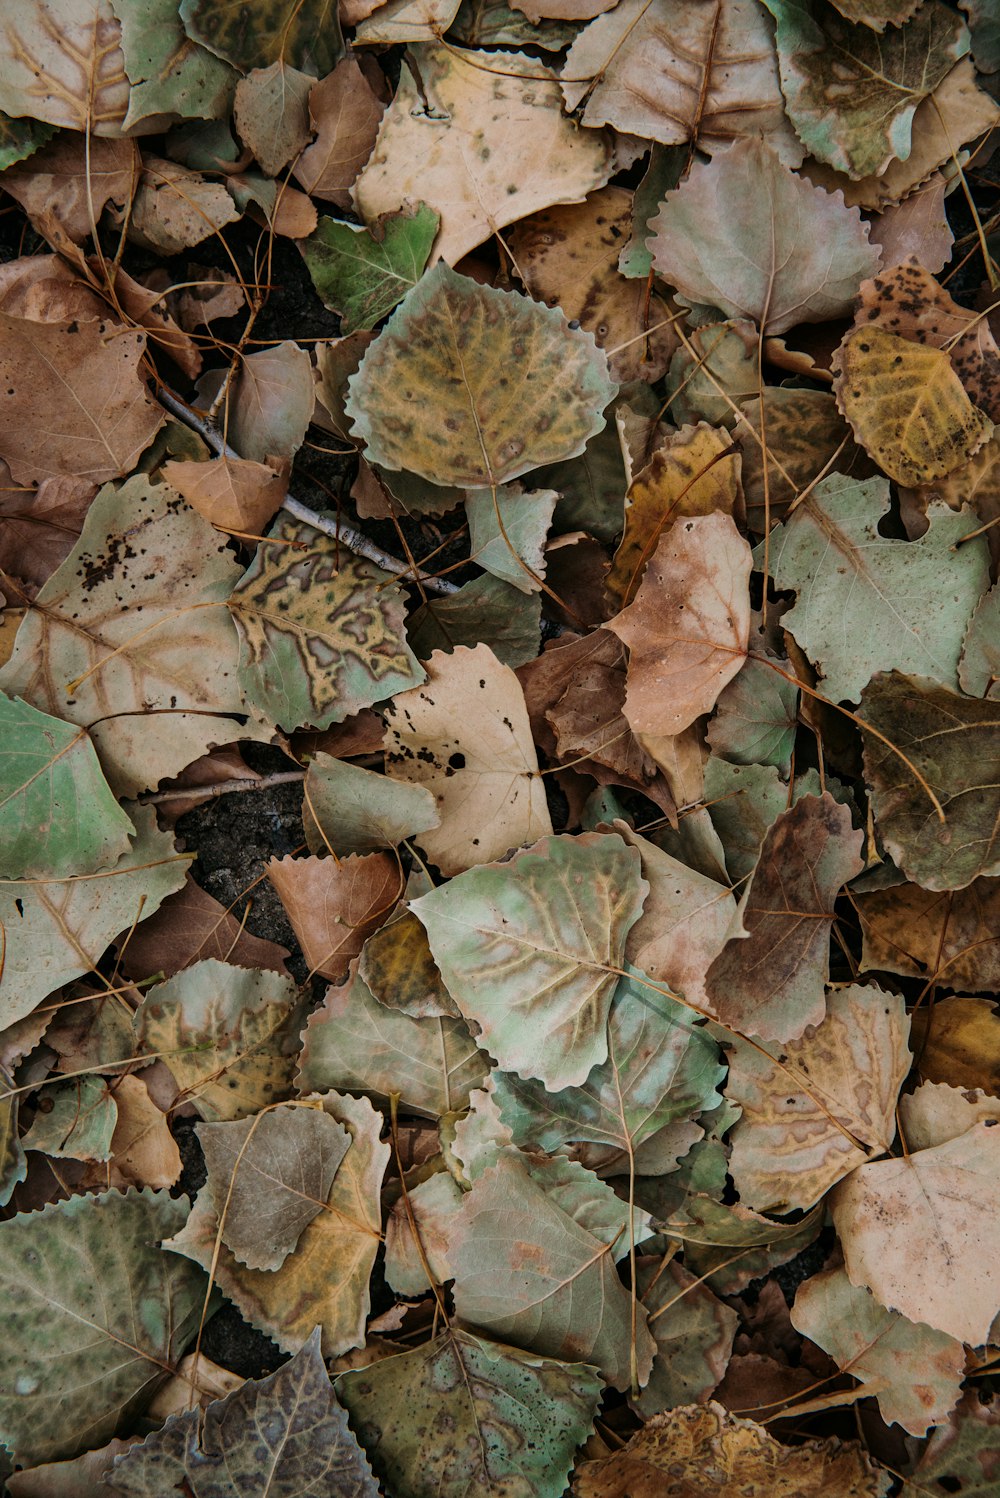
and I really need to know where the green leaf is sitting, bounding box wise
[0,806,187,1030]
[0,1095,25,1209]
[303,752,439,856]
[703,758,827,883]
[229,513,424,731]
[338,1327,602,1498]
[0,693,134,879]
[706,656,799,773]
[297,962,488,1118]
[0,1189,207,1466]
[345,263,617,488]
[915,1391,1000,1498]
[413,832,648,1090]
[21,1076,118,1163]
[107,1329,378,1497]
[619,144,687,280]
[178,0,343,73]
[465,485,558,593]
[492,967,724,1161]
[762,0,968,178]
[134,958,300,1121]
[0,113,55,169]
[111,0,236,131]
[406,573,542,669]
[860,671,1000,890]
[301,204,440,334]
[959,580,1000,698]
[769,476,990,703]
[633,1256,737,1416]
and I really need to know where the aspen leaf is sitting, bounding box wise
[301,203,439,334]
[267,851,403,980]
[293,57,386,208]
[857,884,1000,995]
[0,0,130,135]
[303,752,439,856]
[178,0,342,74]
[908,997,1000,1095]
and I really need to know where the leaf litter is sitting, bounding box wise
[0,0,998,1493]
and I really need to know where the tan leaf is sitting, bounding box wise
[513,0,617,20]
[607,424,742,605]
[0,315,162,486]
[607,512,753,737]
[293,58,385,206]
[354,0,461,42]
[831,1121,1000,1344]
[833,326,993,486]
[102,264,202,381]
[572,1403,891,1498]
[124,155,240,256]
[508,187,678,383]
[233,62,313,178]
[561,0,802,162]
[908,996,1000,1096]
[267,852,403,980]
[1,135,137,243]
[98,1073,181,1190]
[725,985,910,1212]
[161,456,286,534]
[354,43,611,267]
[857,881,1000,995]
[868,175,953,276]
[900,1080,1000,1151]
[383,643,551,876]
[118,877,291,982]
[0,0,129,134]
[167,264,246,330]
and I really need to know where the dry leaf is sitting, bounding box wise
[868,177,954,275]
[119,878,291,982]
[899,1079,1000,1151]
[268,852,403,979]
[125,155,240,255]
[0,0,130,134]
[161,456,286,534]
[857,881,1000,994]
[908,996,1000,1095]
[294,57,386,207]
[99,1074,181,1191]
[1,134,138,243]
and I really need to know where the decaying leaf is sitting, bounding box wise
[908,997,1000,1095]
[0,0,130,134]
[634,1256,738,1415]
[735,387,874,531]
[857,882,1000,994]
[303,752,439,856]
[160,455,286,535]
[293,57,387,208]
[178,0,342,73]
[267,851,402,980]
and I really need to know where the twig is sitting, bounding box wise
[156,384,458,595]
[134,769,306,807]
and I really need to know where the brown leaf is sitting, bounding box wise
[124,155,240,256]
[868,175,953,276]
[119,877,291,982]
[735,389,874,532]
[268,852,403,979]
[607,513,753,737]
[0,472,96,593]
[1,135,138,243]
[293,58,386,207]
[856,879,1000,994]
[95,1074,181,1191]
[161,456,287,534]
[705,794,865,1042]
[908,996,1000,1096]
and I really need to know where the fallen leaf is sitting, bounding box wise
[124,155,240,255]
[303,752,439,855]
[301,203,439,334]
[293,57,386,207]
[908,997,1000,1094]
[960,581,1000,699]
[178,0,342,72]
[353,43,611,267]
[465,485,557,593]
[406,574,542,670]
[0,471,96,593]
[914,1390,1000,1498]
[267,851,403,979]
[633,1256,738,1415]
[0,0,130,134]
[359,908,458,1019]
[21,1075,117,1163]
[704,758,828,883]
[734,387,875,531]
[160,455,286,534]
[868,175,954,275]
[707,652,800,773]
[353,0,462,42]
[112,0,236,132]
[233,62,312,178]
[383,1169,462,1294]
[215,340,314,466]
[6,1436,140,1498]
[100,1074,181,1191]
[899,1079,1000,1150]
[1,134,137,243]
[857,882,1000,994]
[118,878,291,982]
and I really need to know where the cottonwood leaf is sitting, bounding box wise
[451,0,578,45]
[297,962,487,1118]
[633,1257,737,1416]
[353,44,611,268]
[1,134,137,243]
[725,985,910,1212]
[107,1331,377,1497]
[465,485,557,593]
[178,0,342,73]
[899,1080,1000,1151]
[267,851,402,981]
[831,1121,1000,1344]
[763,0,967,178]
[111,0,236,132]
[0,806,186,1029]
[383,643,550,875]
[124,156,240,255]
[0,0,130,134]
[165,1091,389,1357]
[833,327,994,485]
[212,342,314,467]
[705,793,865,1041]
[303,753,439,856]
[197,1105,351,1271]
[769,475,990,702]
[607,513,753,737]
[346,263,616,488]
[860,672,1000,890]
[449,1152,655,1388]
[0,476,269,797]
[960,582,1000,699]
[293,58,386,208]
[0,693,134,878]
[119,878,290,983]
[706,654,799,773]
[0,315,162,486]
[666,1195,826,1295]
[963,0,1000,69]
[413,831,647,1090]
[358,908,458,1019]
[914,1391,1000,1498]
[508,187,679,384]
[0,1190,206,1466]
[301,203,439,334]
[383,1170,462,1295]
[338,1327,602,1498]
[703,758,829,883]
[160,456,286,535]
[648,138,880,335]
[665,320,762,429]
[607,424,742,607]
[830,0,923,25]
[229,514,423,732]
[573,1403,892,1498]
[0,115,55,170]
[233,62,312,177]
[406,573,542,669]
[21,1075,118,1163]
[134,959,299,1122]
[492,965,724,1158]
[735,388,874,532]
[561,0,802,162]
[857,882,1000,994]
[101,1074,181,1192]
[909,1002,1000,1113]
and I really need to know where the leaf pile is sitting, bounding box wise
[0,0,999,1493]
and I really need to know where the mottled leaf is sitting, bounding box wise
[0,0,129,134]
[301,203,439,334]
[21,1075,118,1163]
[359,909,458,1019]
[735,387,874,532]
[915,1391,1000,1498]
[406,573,542,669]
[112,0,236,131]
[178,0,342,73]
[303,753,438,856]
[633,1256,737,1416]
[465,485,557,594]
[857,881,1000,994]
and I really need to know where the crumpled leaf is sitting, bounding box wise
[561,0,802,162]
[705,793,865,1041]
[831,1120,1000,1344]
[762,0,967,178]
[229,514,423,732]
[354,44,611,268]
[106,1330,378,1497]
[301,203,439,334]
[648,138,880,335]
[0,1189,206,1466]
[725,984,910,1212]
[267,851,402,980]
[0,806,186,1029]
[0,0,130,134]
[572,1402,891,1497]
[297,961,487,1118]
[134,958,299,1122]
[449,1152,655,1389]
[338,1327,602,1498]
[124,156,240,255]
[860,671,1000,890]
[769,475,990,702]
[0,476,268,796]
[165,1090,389,1357]
[346,263,616,488]
[633,1256,738,1416]
[111,0,236,132]
[303,752,439,856]
[413,831,647,1090]
[0,692,134,878]
[383,643,551,876]
[178,0,342,73]
[607,513,753,737]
